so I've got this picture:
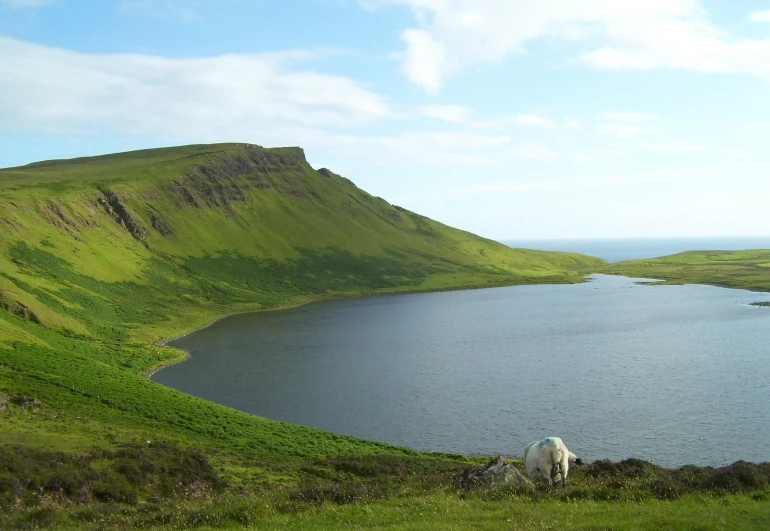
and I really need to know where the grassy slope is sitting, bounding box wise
[601,249,770,297]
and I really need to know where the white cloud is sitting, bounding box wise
[0,37,391,141]
[400,28,448,93]
[307,130,554,165]
[601,112,658,122]
[419,104,473,122]
[375,0,770,90]
[445,170,696,198]
[1,0,52,8]
[417,107,553,128]
[443,163,770,199]
[597,124,662,139]
[0,37,558,169]
[562,116,581,130]
[576,17,770,75]
[476,114,553,129]
[749,10,770,23]
[611,140,744,156]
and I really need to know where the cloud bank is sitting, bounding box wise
[377,0,770,91]
[0,37,390,142]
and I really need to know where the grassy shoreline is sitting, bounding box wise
[601,249,770,301]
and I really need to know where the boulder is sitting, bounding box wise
[456,455,534,491]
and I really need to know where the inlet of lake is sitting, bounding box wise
[154,274,770,467]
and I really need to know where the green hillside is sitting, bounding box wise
[0,143,603,346]
[601,249,770,297]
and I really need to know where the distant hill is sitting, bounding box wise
[601,249,770,294]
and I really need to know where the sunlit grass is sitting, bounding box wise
[602,249,770,296]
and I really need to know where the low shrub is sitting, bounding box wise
[700,461,770,493]
[0,441,224,510]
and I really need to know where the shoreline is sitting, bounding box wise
[143,351,191,380]
[145,298,325,380]
[158,298,323,346]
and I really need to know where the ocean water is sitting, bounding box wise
[501,236,770,263]
[154,274,770,467]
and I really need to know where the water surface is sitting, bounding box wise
[155,275,770,467]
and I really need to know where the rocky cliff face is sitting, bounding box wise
[1,145,337,244]
[98,191,149,241]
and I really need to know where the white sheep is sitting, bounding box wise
[524,436,582,487]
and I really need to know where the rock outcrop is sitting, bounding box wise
[455,456,534,491]
[0,292,42,325]
[98,191,149,241]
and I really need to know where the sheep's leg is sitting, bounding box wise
[550,463,560,484]
[537,467,554,486]
[550,463,565,487]
[559,458,569,487]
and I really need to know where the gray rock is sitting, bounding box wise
[456,455,535,491]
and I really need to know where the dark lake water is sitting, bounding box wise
[154,275,770,467]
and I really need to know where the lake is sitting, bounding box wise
[154,274,770,467]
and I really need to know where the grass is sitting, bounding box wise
[0,144,235,192]
[6,492,770,530]
[1,143,767,528]
[602,249,770,297]
[1,441,768,529]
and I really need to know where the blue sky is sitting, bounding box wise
[2,0,770,239]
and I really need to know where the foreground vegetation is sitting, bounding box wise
[2,422,768,530]
[1,144,768,528]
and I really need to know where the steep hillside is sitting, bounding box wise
[0,143,603,346]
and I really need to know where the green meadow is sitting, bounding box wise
[1,143,768,529]
[602,249,770,296]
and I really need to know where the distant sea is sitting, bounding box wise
[500,236,770,263]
